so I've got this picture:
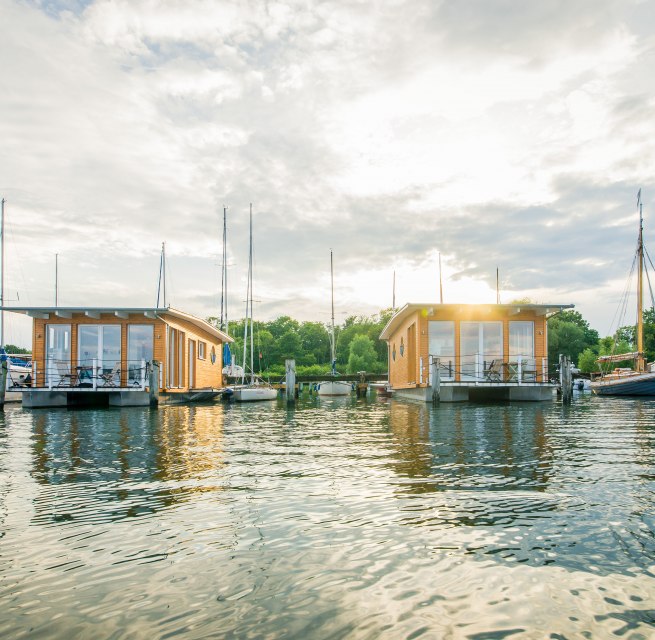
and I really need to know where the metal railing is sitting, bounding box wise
[28,359,149,391]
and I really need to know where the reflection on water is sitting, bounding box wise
[0,394,654,638]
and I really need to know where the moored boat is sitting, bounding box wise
[231,205,277,403]
[317,250,351,397]
[591,190,655,396]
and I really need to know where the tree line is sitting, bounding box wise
[207,309,393,378]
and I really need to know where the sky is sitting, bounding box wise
[1,0,655,347]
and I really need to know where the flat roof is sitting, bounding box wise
[379,302,575,340]
[0,306,233,343]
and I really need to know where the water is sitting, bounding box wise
[0,394,654,639]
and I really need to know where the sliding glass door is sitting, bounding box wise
[78,325,121,385]
[460,322,503,380]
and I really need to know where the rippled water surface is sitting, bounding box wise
[1,393,654,638]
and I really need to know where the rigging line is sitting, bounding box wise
[644,246,655,308]
[607,250,637,340]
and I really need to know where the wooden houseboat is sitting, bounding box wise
[1,306,233,407]
[380,303,573,402]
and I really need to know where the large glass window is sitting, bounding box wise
[46,324,71,385]
[128,325,154,385]
[428,321,455,381]
[460,322,503,380]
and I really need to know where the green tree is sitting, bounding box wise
[347,335,378,373]
[547,319,587,367]
[577,348,599,373]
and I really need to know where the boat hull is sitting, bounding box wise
[591,372,655,396]
[233,386,278,402]
[316,380,352,396]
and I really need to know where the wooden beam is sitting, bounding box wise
[85,311,101,319]
[27,311,49,319]
[534,308,551,316]
[144,311,157,319]
[55,310,72,318]
[114,311,129,319]
[508,307,522,316]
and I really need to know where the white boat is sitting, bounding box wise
[232,204,277,402]
[317,250,351,397]
[591,190,655,396]
[233,385,277,402]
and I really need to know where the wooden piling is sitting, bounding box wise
[0,360,6,409]
[431,357,440,405]
[560,354,572,404]
[285,359,296,404]
[149,360,160,407]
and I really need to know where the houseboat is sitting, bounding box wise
[380,302,573,402]
[1,306,233,407]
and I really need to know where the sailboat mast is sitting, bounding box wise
[221,207,228,332]
[249,204,254,383]
[1,197,4,348]
[330,249,336,364]
[637,191,644,372]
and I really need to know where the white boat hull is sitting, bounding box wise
[591,371,655,396]
[317,380,352,396]
[233,386,278,402]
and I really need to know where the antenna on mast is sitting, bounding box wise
[157,242,167,307]
[55,253,59,306]
[220,206,228,331]
[439,252,444,304]
[1,197,4,348]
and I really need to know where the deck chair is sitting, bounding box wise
[99,362,120,387]
[55,361,77,387]
[484,359,503,381]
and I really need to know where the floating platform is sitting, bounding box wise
[392,382,556,403]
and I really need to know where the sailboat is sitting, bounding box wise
[591,190,655,396]
[232,205,277,402]
[317,250,352,396]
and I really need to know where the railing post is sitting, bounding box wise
[93,358,98,390]
[518,355,523,386]
[542,357,547,383]
[475,352,481,384]
[141,359,146,390]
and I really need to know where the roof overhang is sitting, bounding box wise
[379,302,575,341]
[0,306,234,343]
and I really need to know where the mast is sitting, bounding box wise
[156,242,166,307]
[55,253,59,306]
[392,269,396,312]
[637,190,644,372]
[0,197,4,348]
[330,249,336,371]
[220,207,228,332]
[249,204,254,384]
[439,252,443,304]
[242,205,253,384]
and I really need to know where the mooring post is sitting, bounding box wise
[285,359,296,405]
[0,359,7,408]
[560,354,572,404]
[431,357,440,405]
[149,360,160,407]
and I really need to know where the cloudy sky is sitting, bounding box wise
[1,0,655,346]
